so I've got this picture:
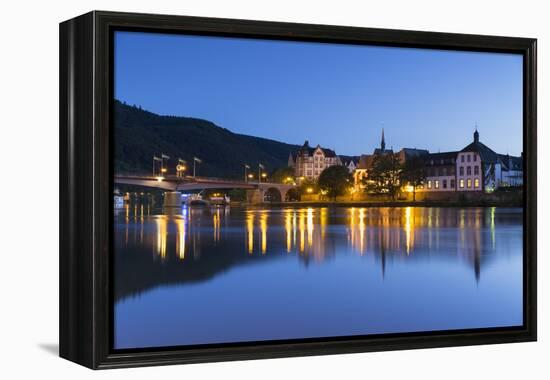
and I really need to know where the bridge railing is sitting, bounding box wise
[114,174,293,186]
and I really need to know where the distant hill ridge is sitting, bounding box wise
[114,100,305,179]
[114,100,357,179]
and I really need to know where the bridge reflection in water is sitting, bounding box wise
[114,204,522,349]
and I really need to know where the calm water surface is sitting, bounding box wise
[114,205,523,349]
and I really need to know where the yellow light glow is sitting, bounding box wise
[161,168,167,173]
[405,207,413,255]
[260,211,268,254]
[213,209,221,242]
[175,217,186,260]
[156,216,167,259]
[307,208,314,247]
[261,173,267,178]
[246,212,254,254]
[285,210,292,253]
[306,187,313,193]
[156,176,164,182]
[299,211,305,253]
[359,208,365,254]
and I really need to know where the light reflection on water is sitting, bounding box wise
[114,205,523,349]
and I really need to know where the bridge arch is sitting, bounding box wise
[263,187,283,202]
[285,188,300,202]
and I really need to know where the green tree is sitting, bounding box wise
[271,167,295,184]
[318,165,352,201]
[365,154,402,201]
[401,157,426,202]
[299,178,319,196]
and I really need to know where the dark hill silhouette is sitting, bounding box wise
[114,100,303,178]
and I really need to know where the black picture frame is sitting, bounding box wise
[59,10,537,369]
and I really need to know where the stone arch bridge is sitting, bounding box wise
[114,175,296,204]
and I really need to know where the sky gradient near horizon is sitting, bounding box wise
[114,31,523,156]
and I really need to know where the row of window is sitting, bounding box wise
[304,170,322,177]
[426,178,480,189]
[461,154,478,163]
[298,162,326,167]
[458,165,480,176]
[426,167,456,177]
[427,179,455,189]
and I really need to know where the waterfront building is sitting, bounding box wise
[353,129,394,188]
[288,140,342,181]
[499,154,523,187]
[346,160,357,173]
[423,151,458,192]
[352,128,523,194]
[421,129,523,193]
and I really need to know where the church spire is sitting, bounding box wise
[381,128,386,151]
[474,125,479,143]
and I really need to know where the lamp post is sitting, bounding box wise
[258,163,264,184]
[176,158,187,178]
[153,155,162,176]
[161,153,170,175]
[193,156,202,177]
[244,164,250,182]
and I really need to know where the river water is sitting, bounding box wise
[113,205,523,349]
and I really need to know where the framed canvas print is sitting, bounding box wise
[59,11,537,369]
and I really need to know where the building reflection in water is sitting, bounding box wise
[118,203,501,281]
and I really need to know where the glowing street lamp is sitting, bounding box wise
[244,164,251,182]
[153,155,162,176]
[176,158,187,178]
[193,157,202,177]
[258,163,265,183]
[161,153,170,175]
[306,187,313,194]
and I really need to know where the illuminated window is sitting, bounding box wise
[459,179,464,188]
[435,180,439,189]
[467,179,472,188]
[474,166,479,175]
[474,178,480,188]
[467,166,471,175]
[427,180,432,189]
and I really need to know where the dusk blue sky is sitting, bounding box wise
[114,31,523,156]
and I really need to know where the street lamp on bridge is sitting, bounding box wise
[176,158,187,178]
[153,156,162,176]
[244,164,250,182]
[161,154,170,173]
[258,163,264,184]
[193,156,202,177]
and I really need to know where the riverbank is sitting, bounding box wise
[247,189,523,208]
[232,195,523,208]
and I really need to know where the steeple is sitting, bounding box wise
[381,128,386,151]
[474,125,479,143]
